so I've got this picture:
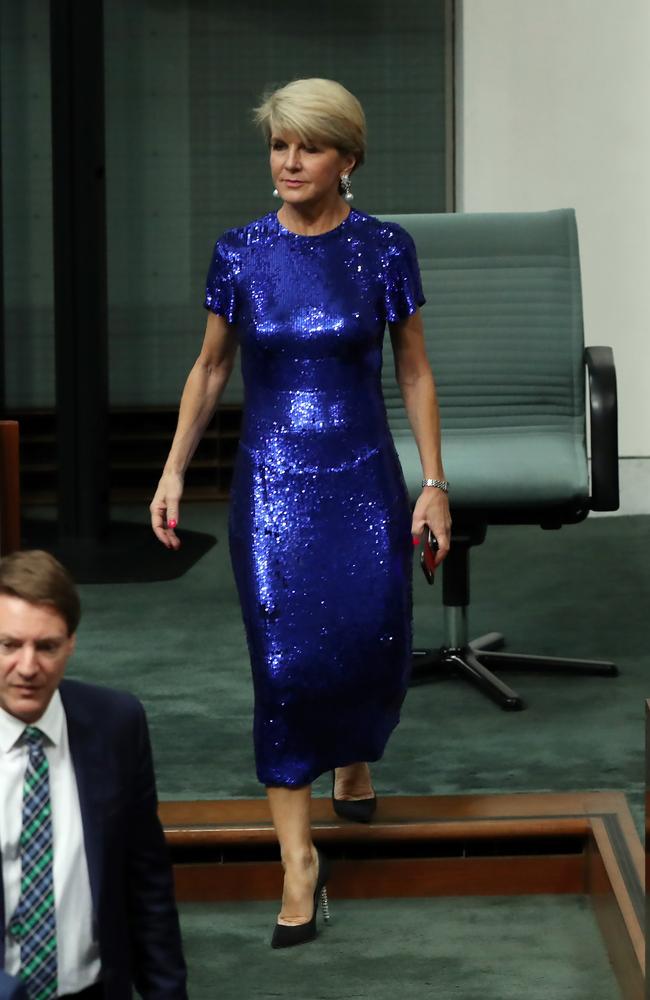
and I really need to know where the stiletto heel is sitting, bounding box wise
[320,885,330,922]
[331,769,377,823]
[271,850,330,949]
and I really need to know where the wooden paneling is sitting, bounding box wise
[14,406,242,504]
[173,854,584,904]
[0,421,21,554]
[588,827,644,1000]
[159,790,631,847]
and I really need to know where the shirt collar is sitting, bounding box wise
[0,689,64,752]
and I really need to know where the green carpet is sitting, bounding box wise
[67,504,647,830]
[59,502,641,997]
[178,896,619,999]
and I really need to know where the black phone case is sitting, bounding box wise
[420,529,438,585]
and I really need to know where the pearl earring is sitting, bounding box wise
[272,188,280,198]
[340,175,353,202]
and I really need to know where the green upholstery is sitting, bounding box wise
[381,210,590,508]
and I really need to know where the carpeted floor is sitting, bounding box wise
[68,504,647,828]
[178,896,619,999]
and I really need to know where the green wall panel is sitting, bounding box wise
[1,0,54,407]
[1,0,449,408]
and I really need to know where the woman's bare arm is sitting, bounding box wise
[149,312,238,548]
[389,309,451,564]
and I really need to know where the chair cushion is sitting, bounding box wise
[395,428,589,507]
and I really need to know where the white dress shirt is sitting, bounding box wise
[0,691,101,992]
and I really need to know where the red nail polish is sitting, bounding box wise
[167,519,177,529]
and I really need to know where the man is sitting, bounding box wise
[0,550,187,999]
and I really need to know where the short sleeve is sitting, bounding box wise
[203,238,238,323]
[382,225,426,323]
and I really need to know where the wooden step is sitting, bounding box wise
[159,791,644,999]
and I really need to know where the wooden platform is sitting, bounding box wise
[160,791,644,999]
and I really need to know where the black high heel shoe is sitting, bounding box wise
[331,770,377,824]
[271,850,331,949]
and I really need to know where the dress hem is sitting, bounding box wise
[256,724,401,789]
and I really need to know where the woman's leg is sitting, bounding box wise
[266,785,319,926]
[334,762,375,799]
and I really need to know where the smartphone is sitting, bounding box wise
[420,528,439,585]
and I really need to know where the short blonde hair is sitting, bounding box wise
[253,78,366,170]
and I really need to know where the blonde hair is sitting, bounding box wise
[253,78,366,171]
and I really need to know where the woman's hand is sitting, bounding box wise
[411,489,451,567]
[150,472,184,550]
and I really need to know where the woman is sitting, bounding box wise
[150,78,451,948]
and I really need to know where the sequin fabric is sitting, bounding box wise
[204,208,425,787]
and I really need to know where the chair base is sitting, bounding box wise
[411,632,618,711]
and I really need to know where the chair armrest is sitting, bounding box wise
[585,346,619,511]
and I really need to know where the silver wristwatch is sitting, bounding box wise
[422,478,449,493]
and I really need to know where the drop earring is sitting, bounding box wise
[272,188,280,198]
[340,175,353,202]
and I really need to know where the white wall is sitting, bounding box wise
[456,0,650,489]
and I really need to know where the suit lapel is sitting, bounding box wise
[0,845,4,965]
[59,681,106,916]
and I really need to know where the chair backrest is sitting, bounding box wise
[381,210,586,442]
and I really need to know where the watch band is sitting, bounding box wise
[422,478,449,493]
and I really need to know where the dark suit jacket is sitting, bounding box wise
[0,679,187,1000]
[0,971,28,1000]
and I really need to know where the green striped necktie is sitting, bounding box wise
[8,726,58,1000]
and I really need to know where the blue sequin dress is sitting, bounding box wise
[204,208,425,787]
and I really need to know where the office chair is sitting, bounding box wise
[382,210,619,710]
